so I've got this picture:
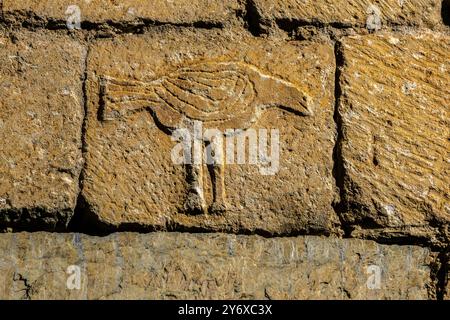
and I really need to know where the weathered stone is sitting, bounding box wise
[338,32,450,243]
[0,232,435,299]
[0,30,85,229]
[252,0,442,29]
[81,28,338,234]
[3,0,242,25]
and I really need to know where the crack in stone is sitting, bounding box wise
[1,10,224,35]
[331,39,351,238]
[13,272,33,300]
[443,0,450,26]
[0,0,4,21]
[68,41,90,232]
[433,248,449,300]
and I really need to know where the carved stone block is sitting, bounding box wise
[82,28,338,234]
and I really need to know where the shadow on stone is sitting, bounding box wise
[443,0,450,26]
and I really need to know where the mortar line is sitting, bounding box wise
[0,8,446,37]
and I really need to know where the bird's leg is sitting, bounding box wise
[205,137,229,214]
[208,160,228,214]
[184,162,207,215]
[184,123,207,214]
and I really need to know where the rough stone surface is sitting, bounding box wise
[0,232,435,299]
[0,30,84,230]
[2,0,242,25]
[0,0,448,302]
[338,32,449,244]
[81,28,338,234]
[252,0,442,29]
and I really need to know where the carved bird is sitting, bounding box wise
[100,61,312,214]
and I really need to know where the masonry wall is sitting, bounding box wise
[0,0,448,300]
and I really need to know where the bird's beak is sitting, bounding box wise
[255,76,313,117]
[278,85,314,117]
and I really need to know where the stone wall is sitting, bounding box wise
[0,0,448,299]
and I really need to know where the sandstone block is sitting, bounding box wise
[3,0,242,25]
[338,32,449,243]
[0,30,85,229]
[252,0,442,29]
[81,28,338,234]
[0,232,435,299]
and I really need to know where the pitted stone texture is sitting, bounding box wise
[0,232,435,299]
[338,32,450,244]
[83,28,338,234]
[0,30,84,229]
[252,0,441,28]
[3,0,242,25]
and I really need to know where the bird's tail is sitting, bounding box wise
[99,76,160,121]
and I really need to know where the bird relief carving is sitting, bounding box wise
[99,60,313,215]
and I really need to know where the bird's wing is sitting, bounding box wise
[153,62,256,130]
[100,76,184,129]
